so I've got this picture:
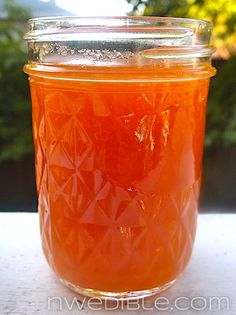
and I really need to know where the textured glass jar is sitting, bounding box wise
[24,17,216,300]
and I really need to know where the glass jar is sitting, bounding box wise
[24,16,216,300]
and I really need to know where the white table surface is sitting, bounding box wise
[0,213,235,315]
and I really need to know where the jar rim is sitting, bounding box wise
[26,15,212,26]
[24,16,215,69]
[25,16,212,43]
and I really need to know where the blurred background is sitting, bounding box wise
[0,0,235,212]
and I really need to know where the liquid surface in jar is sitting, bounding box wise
[28,64,210,292]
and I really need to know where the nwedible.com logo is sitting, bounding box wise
[47,295,230,312]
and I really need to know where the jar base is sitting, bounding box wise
[59,278,176,301]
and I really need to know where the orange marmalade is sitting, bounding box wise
[25,63,212,293]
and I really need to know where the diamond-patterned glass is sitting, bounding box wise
[29,77,209,293]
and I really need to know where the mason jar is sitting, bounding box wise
[24,16,216,300]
